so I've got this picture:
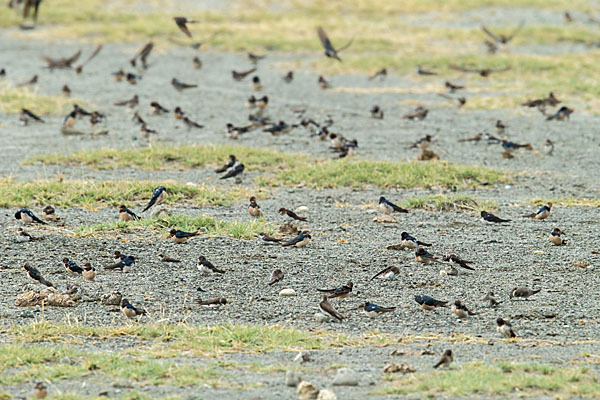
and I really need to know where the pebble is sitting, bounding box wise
[279,288,296,296]
[332,368,359,386]
[297,381,319,399]
[285,370,301,387]
[314,312,329,323]
[295,206,309,213]
[294,351,310,363]
[317,389,337,400]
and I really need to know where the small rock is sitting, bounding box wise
[383,362,416,374]
[406,393,421,400]
[317,389,337,400]
[279,288,296,297]
[101,291,122,306]
[297,381,319,399]
[150,205,171,218]
[373,214,397,223]
[285,370,301,387]
[60,356,72,364]
[295,206,309,213]
[332,368,359,386]
[294,351,310,363]
[20,310,34,319]
[365,209,377,214]
[314,312,329,323]
[185,182,197,187]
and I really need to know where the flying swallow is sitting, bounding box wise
[438,93,466,108]
[248,196,262,217]
[318,75,331,89]
[248,52,266,64]
[523,202,552,219]
[521,92,560,110]
[182,116,203,129]
[370,105,383,119]
[414,295,448,310]
[89,111,105,126]
[363,302,395,317]
[281,231,312,247]
[170,229,199,243]
[15,208,45,224]
[173,17,197,38]
[173,106,185,119]
[159,253,181,263]
[279,208,307,221]
[105,255,135,272]
[219,162,244,180]
[434,349,453,368]
[23,263,53,287]
[142,186,166,212]
[63,257,83,275]
[379,196,408,214]
[171,78,197,91]
[150,101,169,114]
[197,297,228,307]
[415,247,444,264]
[316,26,353,61]
[482,22,524,44]
[197,255,225,274]
[443,253,475,271]
[370,266,400,281]
[232,68,257,81]
[121,298,146,318]
[416,65,437,75]
[481,211,511,223]
[445,81,464,92]
[41,205,60,222]
[481,291,500,307]
[402,106,428,120]
[496,317,516,338]
[549,228,567,246]
[258,232,283,245]
[119,205,140,221]
[547,106,573,121]
[283,71,294,83]
[215,155,236,173]
[114,94,138,107]
[33,381,47,399]
[401,232,431,249]
[82,263,96,281]
[318,281,353,299]
[268,269,284,285]
[319,295,344,321]
[510,287,541,300]
[251,76,262,91]
[452,300,476,319]
[20,108,44,125]
[450,64,511,77]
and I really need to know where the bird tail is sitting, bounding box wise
[40,278,54,287]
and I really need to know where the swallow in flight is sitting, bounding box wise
[316,26,353,61]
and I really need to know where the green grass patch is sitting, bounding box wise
[381,362,600,397]
[401,194,497,211]
[0,85,86,115]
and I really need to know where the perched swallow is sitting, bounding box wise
[363,302,395,317]
[62,84,71,97]
[450,64,511,77]
[494,120,506,134]
[173,106,185,119]
[119,205,140,221]
[279,207,307,221]
[113,250,125,263]
[445,81,464,92]
[378,196,408,214]
[523,202,552,220]
[248,52,266,64]
[370,105,383,119]
[15,227,38,242]
[126,72,142,85]
[112,69,125,81]
[20,108,44,125]
[15,208,45,224]
[232,68,257,81]
[481,291,500,307]
[197,297,228,307]
[251,76,262,91]
[61,108,80,128]
[106,255,135,272]
[401,232,431,249]
[482,22,524,44]
[318,75,331,89]
[549,228,567,246]
[481,211,511,223]
[497,317,516,338]
[544,139,555,155]
[546,106,573,121]
[258,232,283,245]
[226,123,252,139]
[173,16,197,38]
[246,95,257,109]
[318,281,353,299]
[130,41,153,69]
[319,295,344,321]
[171,78,197,91]
[502,140,533,156]
[510,287,541,300]
[417,65,437,75]
[256,96,268,109]
[248,196,262,217]
[414,295,448,310]
[159,253,181,263]
[317,26,353,61]
[432,349,453,369]
[264,120,298,135]
[458,133,483,143]
[170,229,199,243]
[142,186,166,212]
[23,263,53,287]
[89,111,105,126]
[183,116,203,129]
[522,92,560,110]
[135,113,147,125]
[443,253,475,271]
[150,101,169,114]
[188,57,202,71]
[283,71,294,83]
[402,106,428,120]
[415,247,444,264]
[215,155,236,173]
[41,205,59,222]
[268,269,284,285]
[219,163,245,180]
[281,231,312,247]
[114,94,138,107]
[82,263,96,281]
[370,266,400,281]
[197,255,225,274]
[452,300,476,319]
[368,68,387,80]
[248,114,270,126]
[63,257,83,275]
[18,74,38,87]
[121,298,146,318]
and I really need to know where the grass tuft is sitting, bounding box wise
[529,197,600,207]
[401,194,498,211]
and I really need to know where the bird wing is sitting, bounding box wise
[175,18,193,38]
[317,26,335,52]
[65,49,82,65]
[80,44,103,67]
[505,21,525,42]
[481,26,500,43]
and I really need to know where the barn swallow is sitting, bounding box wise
[450,64,511,77]
[316,26,353,61]
[414,295,448,310]
[452,300,476,319]
[368,68,387,80]
[363,302,395,317]
[283,71,294,83]
[130,41,153,69]
[510,287,541,300]
[89,111,105,127]
[20,108,44,125]
[256,96,268,109]
[370,105,383,119]
[279,208,307,221]
[172,78,197,91]
[502,140,533,155]
[433,350,453,370]
[232,68,257,81]
[215,155,236,173]
[546,106,573,121]
[170,229,199,243]
[61,109,77,129]
[496,317,516,338]
[15,208,45,224]
[549,228,567,246]
[33,382,47,399]
[249,114,270,126]
[318,281,353,299]
[481,211,510,223]
[495,119,506,133]
[62,84,71,97]
[15,227,38,242]
[481,291,500,307]
[173,106,184,119]
[565,11,573,22]
[438,93,466,108]
[141,124,158,138]
[402,106,428,120]
[379,196,408,214]
[126,72,141,85]
[251,76,262,91]
[370,266,400,281]
[121,298,146,318]
[150,101,169,114]
[247,95,257,108]
[544,139,554,155]
[226,123,252,139]
[264,120,298,135]
[523,202,552,219]
[114,94,138,107]
[458,133,483,143]
[445,81,464,92]
[63,257,83,275]
[281,231,311,247]
[258,232,283,245]
[82,263,96,281]
[248,196,262,217]
[23,263,53,287]
[268,269,284,285]
[416,65,437,76]
[318,75,331,89]
[0,68,5,77]
[112,69,125,81]
[197,297,227,307]
[173,16,197,38]
[409,134,433,149]
[248,52,266,64]
[482,22,524,44]
[443,253,475,271]
[197,255,225,274]
[105,255,135,271]
[415,247,444,264]
[158,253,181,263]
[17,74,38,87]
[183,116,203,129]
[191,56,202,69]
[142,186,166,212]
[219,162,244,180]
[401,232,431,249]
[119,205,140,221]
[319,295,344,321]
[42,205,59,222]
